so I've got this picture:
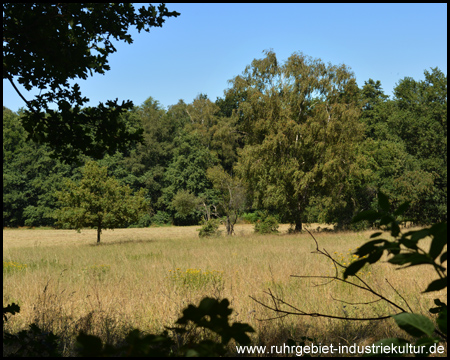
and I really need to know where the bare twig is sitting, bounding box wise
[385,278,413,313]
[330,295,383,306]
[249,292,393,322]
[251,228,409,324]
[250,227,448,342]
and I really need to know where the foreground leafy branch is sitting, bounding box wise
[3,298,254,357]
[251,191,447,356]
[250,228,407,322]
[3,3,180,162]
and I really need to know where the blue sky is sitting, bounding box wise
[3,3,447,112]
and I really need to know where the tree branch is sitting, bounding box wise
[6,75,36,111]
[250,291,394,322]
[250,228,411,324]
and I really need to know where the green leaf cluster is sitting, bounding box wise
[3,303,61,357]
[346,192,447,355]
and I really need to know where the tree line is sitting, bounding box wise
[3,54,446,231]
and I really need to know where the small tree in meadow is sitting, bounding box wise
[54,161,150,244]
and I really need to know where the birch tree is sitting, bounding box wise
[233,50,365,231]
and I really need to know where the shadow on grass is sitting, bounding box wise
[87,239,156,247]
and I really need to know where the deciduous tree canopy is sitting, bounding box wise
[3,3,179,162]
[54,161,150,243]
[232,50,365,231]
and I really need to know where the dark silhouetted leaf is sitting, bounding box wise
[388,253,433,267]
[393,201,410,216]
[393,313,435,337]
[352,210,382,223]
[343,258,368,279]
[423,278,447,293]
[378,191,390,212]
[367,249,384,264]
[75,332,104,357]
[354,239,386,256]
[380,214,394,226]
[428,223,447,260]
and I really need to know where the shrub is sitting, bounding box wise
[137,213,152,227]
[344,192,447,354]
[254,215,279,234]
[151,211,172,226]
[3,303,61,357]
[240,212,260,224]
[168,268,224,290]
[198,219,221,238]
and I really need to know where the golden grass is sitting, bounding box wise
[3,224,447,356]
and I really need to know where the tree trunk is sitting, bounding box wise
[294,220,303,232]
[202,202,211,221]
[294,200,303,232]
[225,215,235,236]
[225,216,231,235]
[97,224,102,244]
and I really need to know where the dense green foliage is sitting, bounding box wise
[359,70,447,224]
[3,107,74,227]
[3,37,447,230]
[254,214,279,234]
[232,50,365,231]
[53,161,149,243]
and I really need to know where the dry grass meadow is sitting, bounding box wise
[3,224,447,356]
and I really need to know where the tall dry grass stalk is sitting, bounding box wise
[3,224,446,356]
